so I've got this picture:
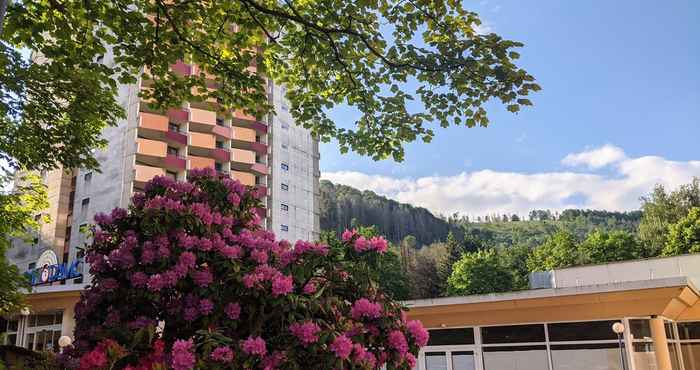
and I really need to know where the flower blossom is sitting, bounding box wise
[224,302,241,320]
[289,321,321,346]
[388,330,409,356]
[407,320,429,347]
[271,274,294,296]
[350,298,382,320]
[330,335,353,359]
[171,339,196,370]
[241,336,267,357]
[211,346,234,363]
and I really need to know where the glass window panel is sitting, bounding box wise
[548,320,619,342]
[681,343,700,370]
[629,319,652,340]
[35,331,45,351]
[26,333,34,350]
[483,346,548,370]
[632,342,657,370]
[665,322,676,340]
[427,328,475,346]
[679,322,700,340]
[27,315,37,327]
[7,319,18,332]
[425,352,448,370]
[668,344,681,370]
[481,324,546,344]
[452,351,476,370]
[37,314,55,326]
[550,343,624,370]
[7,334,17,346]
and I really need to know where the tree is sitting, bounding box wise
[662,207,700,256]
[447,249,513,296]
[409,242,448,299]
[0,172,48,314]
[499,244,531,291]
[437,231,474,295]
[638,179,700,256]
[3,0,539,163]
[65,170,427,369]
[579,230,640,264]
[526,230,579,272]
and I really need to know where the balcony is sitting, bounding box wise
[190,86,219,110]
[250,142,268,155]
[137,138,167,158]
[189,107,217,132]
[212,124,232,139]
[189,132,215,149]
[231,148,255,166]
[211,148,230,162]
[138,112,168,132]
[164,154,186,170]
[188,156,215,170]
[168,109,189,124]
[231,171,255,186]
[134,165,165,187]
[138,112,187,146]
[171,61,192,77]
[251,163,268,175]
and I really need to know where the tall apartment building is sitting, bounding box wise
[3,51,320,351]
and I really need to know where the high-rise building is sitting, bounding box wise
[3,51,320,351]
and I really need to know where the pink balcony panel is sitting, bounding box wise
[168,109,189,124]
[250,121,268,133]
[189,156,216,169]
[189,108,217,126]
[212,148,230,162]
[171,61,192,76]
[164,154,186,170]
[165,130,187,145]
[251,163,268,175]
[212,125,232,139]
[250,142,268,154]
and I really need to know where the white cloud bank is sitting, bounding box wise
[322,145,700,218]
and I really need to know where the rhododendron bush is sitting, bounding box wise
[65,169,427,369]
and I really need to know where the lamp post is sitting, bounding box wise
[612,322,628,370]
[58,336,73,353]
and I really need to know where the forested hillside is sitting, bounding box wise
[319,180,459,246]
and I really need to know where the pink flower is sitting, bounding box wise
[241,336,267,357]
[330,335,353,359]
[79,348,107,370]
[369,236,388,254]
[388,330,409,356]
[250,249,269,264]
[341,229,357,242]
[302,281,317,294]
[147,274,166,292]
[261,351,286,370]
[199,298,214,315]
[225,302,241,320]
[407,320,429,347]
[227,193,241,206]
[289,321,321,346]
[171,339,196,370]
[242,272,263,288]
[352,344,376,367]
[405,353,417,368]
[220,245,243,259]
[350,298,382,320]
[211,346,234,363]
[271,274,294,296]
[191,268,213,287]
[353,236,370,252]
[101,278,119,290]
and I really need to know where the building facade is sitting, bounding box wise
[3,52,320,351]
[406,253,700,370]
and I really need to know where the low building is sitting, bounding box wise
[406,253,700,370]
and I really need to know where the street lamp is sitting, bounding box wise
[612,322,628,370]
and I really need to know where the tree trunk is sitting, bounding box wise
[0,0,8,36]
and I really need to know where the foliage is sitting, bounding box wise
[4,0,538,162]
[499,244,531,291]
[526,230,580,272]
[322,226,412,301]
[408,243,448,299]
[639,178,700,255]
[447,249,513,296]
[437,232,475,295]
[662,207,700,256]
[67,170,426,369]
[579,230,641,264]
[0,172,48,314]
[320,180,459,245]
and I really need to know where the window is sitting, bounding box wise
[166,171,177,180]
[281,183,289,191]
[482,324,545,344]
[32,237,39,245]
[548,320,619,342]
[216,141,224,149]
[215,163,223,172]
[281,143,288,149]
[216,117,225,126]
[281,163,289,171]
[23,311,63,352]
[81,198,90,217]
[28,262,36,271]
[34,214,41,222]
[168,122,180,132]
[428,328,475,346]
[679,321,700,370]
[84,172,92,185]
[281,204,289,211]
[280,224,288,232]
[281,122,289,129]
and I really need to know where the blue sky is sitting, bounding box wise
[321,0,700,217]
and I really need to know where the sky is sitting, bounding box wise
[320,0,700,218]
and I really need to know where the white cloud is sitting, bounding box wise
[473,21,493,35]
[322,145,700,218]
[561,144,626,169]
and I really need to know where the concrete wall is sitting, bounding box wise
[548,253,700,289]
[268,82,320,242]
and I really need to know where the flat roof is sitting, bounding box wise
[404,276,699,309]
